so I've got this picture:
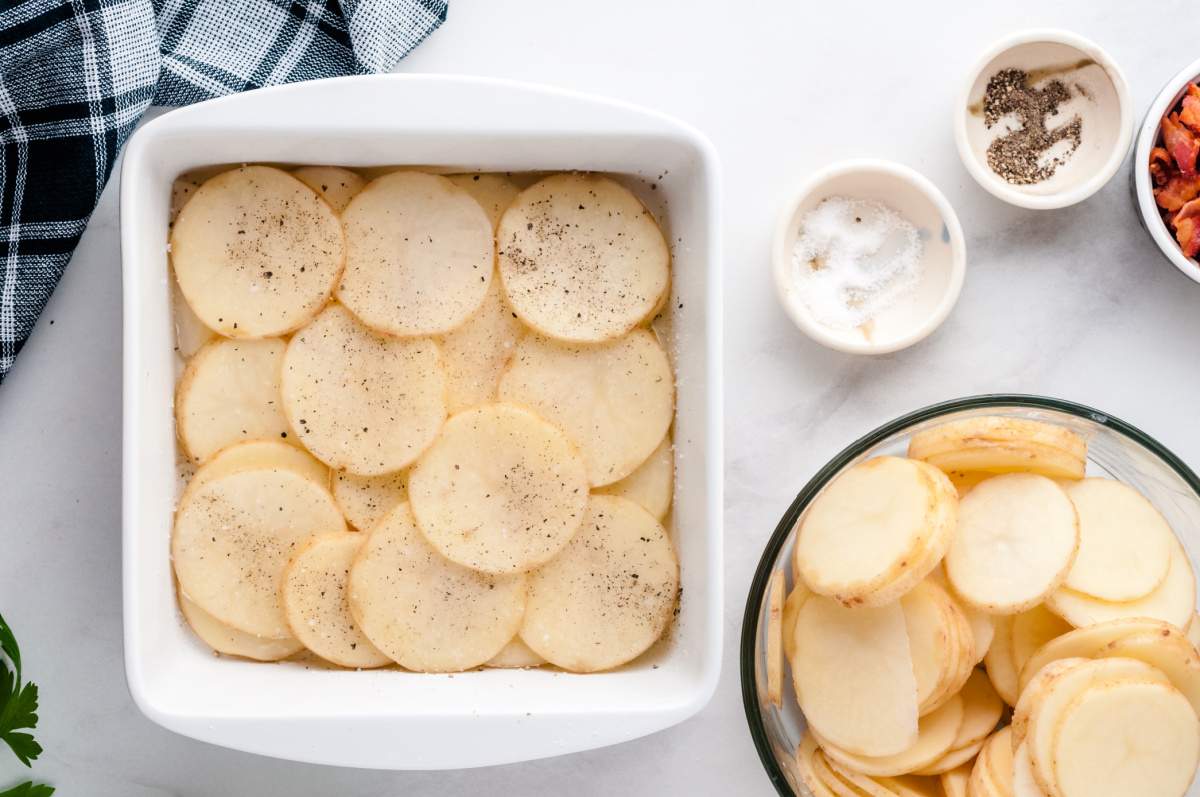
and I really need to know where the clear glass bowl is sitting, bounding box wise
[739,394,1200,796]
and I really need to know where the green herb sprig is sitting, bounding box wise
[0,611,51,796]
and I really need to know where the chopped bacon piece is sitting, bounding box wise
[1162,113,1200,175]
[1155,172,1200,211]
[1173,198,1200,258]
[1181,84,1200,133]
[1150,147,1173,186]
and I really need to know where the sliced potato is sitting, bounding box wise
[497,173,669,343]
[797,736,839,797]
[281,533,390,669]
[170,165,344,338]
[901,581,961,713]
[338,171,494,336]
[782,580,811,662]
[1097,628,1200,715]
[1011,605,1072,677]
[176,338,292,463]
[1189,614,1200,652]
[822,755,906,797]
[1059,478,1173,601]
[178,589,303,661]
[171,277,214,359]
[946,470,990,497]
[970,727,1013,797]
[811,749,863,797]
[183,439,328,502]
[931,566,995,662]
[520,496,678,672]
[1027,657,1170,794]
[984,614,1020,706]
[439,274,525,414]
[281,304,446,475]
[766,567,786,708]
[172,468,346,638]
[879,775,944,797]
[331,469,407,531]
[1011,743,1046,797]
[596,434,674,520]
[409,403,589,574]
[816,693,964,777]
[498,330,673,486]
[795,457,956,608]
[952,669,1004,751]
[486,637,545,669]
[291,165,366,212]
[1045,533,1196,631]
[1018,617,1178,693]
[941,763,972,797]
[1012,657,1089,752]
[910,738,984,776]
[907,416,1087,480]
[446,173,521,230]
[945,473,1078,614]
[348,503,525,671]
[1051,679,1199,797]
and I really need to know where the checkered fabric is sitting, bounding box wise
[0,0,447,384]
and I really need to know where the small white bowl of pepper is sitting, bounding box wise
[954,29,1133,210]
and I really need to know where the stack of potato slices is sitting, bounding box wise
[168,165,679,674]
[776,416,1200,797]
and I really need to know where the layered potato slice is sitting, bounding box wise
[282,533,390,669]
[439,274,525,415]
[183,439,328,503]
[331,469,408,531]
[596,434,674,520]
[348,503,526,672]
[281,304,446,475]
[486,637,545,669]
[814,693,964,776]
[794,457,956,608]
[175,337,292,463]
[447,173,521,230]
[907,416,1087,480]
[173,467,346,638]
[1018,618,1180,693]
[408,403,589,574]
[291,165,366,212]
[497,173,669,343]
[520,496,678,673]
[765,568,786,708]
[912,669,1003,775]
[498,329,673,487]
[967,727,1013,797]
[178,589,304,662]
[338,171,494,337]
[170,165,345,338]
[171,278,214,359]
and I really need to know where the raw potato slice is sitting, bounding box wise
[947,470,990,497]
[795,457,956,607]
[1010,606,1071,677]
[408,403,589,574]
[497,173,669,343]
[184,439,328,502]
[984,614,1020,706]
[1189,614,1200,651]
[822,756,903,797]
[1045,534,1195,630]
[596,434,674,520]
[172,468,346,638]
[907,416,1087,480]
[170,165,345,338]
[816,693,965,777]
[486,637,544,669]
[291,165,366,212]
[1012,658,1089,751]
[1051,679,1200,797]
[520,496,678,672]
[910,738,983,776]
[171,277,214,359]
[1011,744,1046,797]
[331,469,408,531]
[348,503,525,671]
[178,590,303,661]
[792,596,919,757]
[439,275,524,414]
[281,534,390,669]
[952,669,1004,751]
[970,728,1013,797]
[281,304,446,475]
[941,764,972,797]
[945,473,1078,614]
[766,568,786,708]
[931,566,995,662]
[879,775,945,797]
[901,581,960,712]
[1018,618,1177,692]
[797,736,839,797]
[175,337,292,463]
[1097,628,1200,715]
[782,581,811,662]
[1059,478,1173,601]
[447,173,521,230]
[338,171,494,336]
[1026,657,1170,794]
[811,750,862,797]
[498,330,674,486]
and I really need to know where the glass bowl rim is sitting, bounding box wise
[738,392,1200,797]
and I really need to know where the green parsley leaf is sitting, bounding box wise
[0,781,55,797]
[0,612,42,766]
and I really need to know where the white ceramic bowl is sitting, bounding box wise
[955,29,1132,210]
[772,159,965,355]
[120,75,724,770]
[1133,56,1200,285]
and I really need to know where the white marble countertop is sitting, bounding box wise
[4,0,1200,794]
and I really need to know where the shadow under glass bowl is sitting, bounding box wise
[739,394,1200,797]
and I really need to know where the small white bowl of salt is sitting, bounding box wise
[772,159,966,355]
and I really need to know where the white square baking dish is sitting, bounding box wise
[120,74,723,770]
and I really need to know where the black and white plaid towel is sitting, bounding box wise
[0,0,447,384]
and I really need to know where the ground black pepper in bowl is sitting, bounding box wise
[982,68,1084,185]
